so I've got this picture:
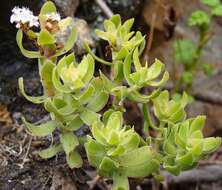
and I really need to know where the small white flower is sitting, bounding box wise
[45,12,61,22]
[10,7,39,28]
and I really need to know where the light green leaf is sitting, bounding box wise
[113,61,124,82]
[60,132,79,155]
[112,172,129,190]
[164,162,181,176]
[92,122,107,145]
[73,85,95,104]
[107,131,120,145]
[40,59,55,93]
[82,54,95,83]
[177,152,193,166]
[117,146,160,177]
[190,116,206,134]
[122,18,134,32]
[65,115,83,131]
[100,71,116,92]
[99,157,119,177]
[38,143,62,159]
[87,91,109,112]
[40,1,56,15]
[22,117,58,137]
[16,30,41,58]
[123,53,134,86]
[163,141,177,155]
[115,47,129,60]
[203,137,221,153]
[107,145,125,157]
[52,68,72,93]
[110,14,121,28]
[106,112,122,130]
[102,109,115,124]
[83,41,112,65]
[104,19,116,32]
[80,109,100,126]
[66,150,83,168]
[147,71,169,87]
[85,138,106,168]
[128,89,161,103]
[133,48,142,71]
[55,27,77,57]
[19,77,46,104]
[37,30,56,45]
[146,59,164,80]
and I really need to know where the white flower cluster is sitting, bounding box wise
[45,12,61,22]
[10,7,39,28]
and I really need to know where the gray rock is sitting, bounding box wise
[51,0,79,16]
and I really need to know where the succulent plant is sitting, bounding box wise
[163,116,221,175]
[86,112,160,189]
[12,2,221,189]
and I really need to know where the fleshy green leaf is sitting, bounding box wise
[81,54,95,83]
[38,143,62,159]
[110,14,121,28]
[123,53,134,86]
[133,48,142,71]
[60,132,79,155]
[52,68,72,93]
[112,172,129,190]
[16,30,41,58]
[176,152,193,166]
[92,122,107,145]
[114,47,129,60]
[85,138,106,168]
[83,41,113,66]
[55,27,77,57]
[128,89,161,103]
[106,112,122,130]
[99,157,119,177]
[190,116,206,134]
[40,1,56,15]
[37,30,56,45]
[117,146,160,177]
[66,150,83,168]
[80,109,100,126]
[73,85,95,104]
[203,137,221,153]
[22,117,58,137]
[64,115,83,131]
[40,59,55,93]
[147,71,169,87]
[87,91,109,112]
[19,77,47,104]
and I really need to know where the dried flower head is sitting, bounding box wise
[44,12,61,33]
[10,7,39,28]
[45,12,61,22]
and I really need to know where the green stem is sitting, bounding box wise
[112,172,129,190]
[142,103,162,132]
[83,41,113,66]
